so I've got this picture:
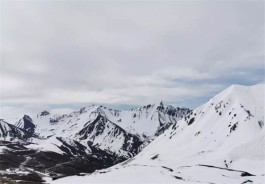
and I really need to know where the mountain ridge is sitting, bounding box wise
[52,84,265,184]
[0,102,190,182]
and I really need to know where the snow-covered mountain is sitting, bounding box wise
[53,84,265,184]
[13,103,190,158]
[94,102,191,138]
[0,102,190,182]
[15,115,36,134]
[19,102,190,139]
[0,119,33,140]
[77,114,143,157]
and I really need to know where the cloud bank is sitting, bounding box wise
[0,1,264,120]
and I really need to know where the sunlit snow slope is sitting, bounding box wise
[53,84,265,184]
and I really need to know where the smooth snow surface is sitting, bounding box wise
[53,84,265,184]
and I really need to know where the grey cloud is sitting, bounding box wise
[0,1,264,119]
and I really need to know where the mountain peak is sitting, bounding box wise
[39,110,50,116]
[66,84,265,183]
[15,115,35,134]
[219,83,264,99]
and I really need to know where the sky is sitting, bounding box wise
[0,0,264,121]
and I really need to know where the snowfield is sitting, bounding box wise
[52,84,265,184]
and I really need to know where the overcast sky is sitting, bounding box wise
[0,0,264,120]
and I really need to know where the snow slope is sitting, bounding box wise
[53,84,265,184]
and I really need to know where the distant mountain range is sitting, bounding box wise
[0,101,190,182]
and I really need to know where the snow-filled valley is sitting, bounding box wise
[0,84,264,183]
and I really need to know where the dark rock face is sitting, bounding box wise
[40,111,50,116]
[155,122,173,137]
[188,117,195,125]
[15,115,36,136]
[56,137,89,156]
[79,107,87,114]
[155,101,191,118]
[122,133,143,155]
[0,140,124,183]
[22,115,36,134]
